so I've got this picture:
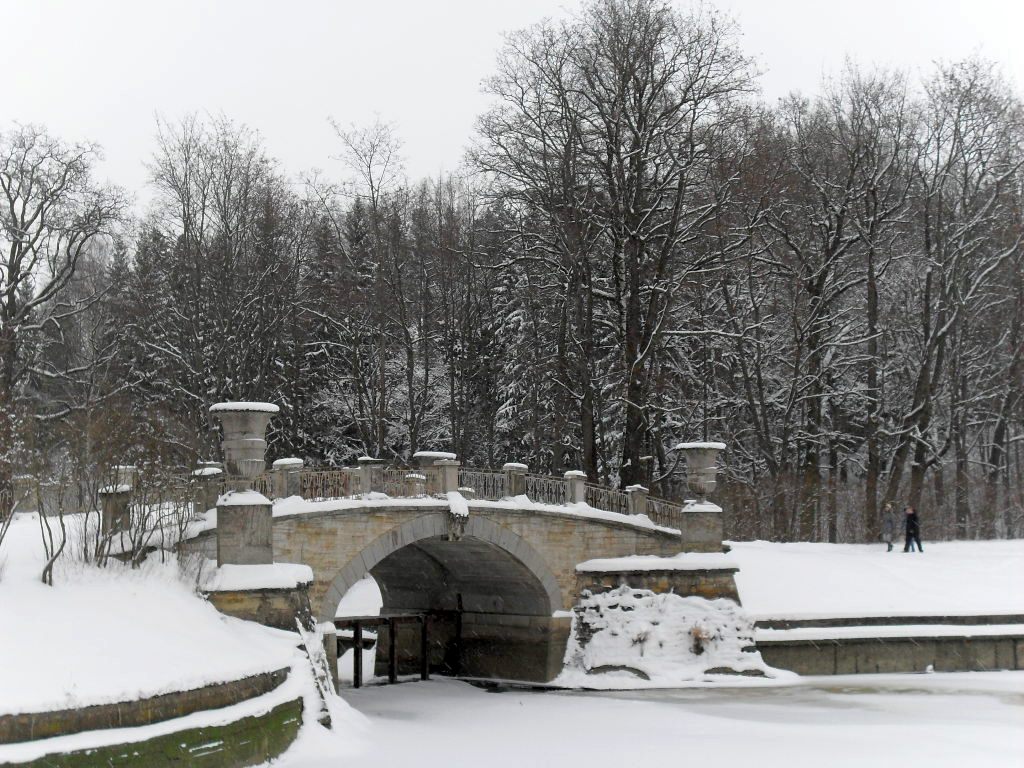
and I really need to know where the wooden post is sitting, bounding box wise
[420,615,429,681]
[352,621,363,689]
[387,617,398,683]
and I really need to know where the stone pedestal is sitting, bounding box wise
[271,458,304,499]
[357,456,383,495]
[216,495,274,565]
[210,402,279,565]
[405,473,426,497]
[192,466,222,518]
[675,442,726,552]
[435,459,461,494]
[564,470,587,504]
[112,465,138,491]
[626,484,649,515]
[503,462,528,497]
[99,485,131,534]
[412,450,456,470]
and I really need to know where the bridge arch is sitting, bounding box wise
[318,512,565,622]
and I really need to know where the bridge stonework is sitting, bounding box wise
[188,498,686,682]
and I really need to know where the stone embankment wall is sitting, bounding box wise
[9,698,302,768]
[0,669,288,744]
[758,633,1024,675]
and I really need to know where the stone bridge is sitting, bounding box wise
[187,495,727,681]
[183,404,734,683]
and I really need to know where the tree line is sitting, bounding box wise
[2,0,1022,543]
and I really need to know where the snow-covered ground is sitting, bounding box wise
[729,539,1024,620]
[269,673,1024,768]
[0,513,298,715]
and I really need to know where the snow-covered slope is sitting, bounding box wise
[0,513,298,715]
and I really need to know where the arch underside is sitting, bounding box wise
[325,513,570,682]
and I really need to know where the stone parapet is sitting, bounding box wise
[576,566,741,603]
[205,583,313,631]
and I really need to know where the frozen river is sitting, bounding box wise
[273,672,1024,767]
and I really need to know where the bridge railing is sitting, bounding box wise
[457,469,506,500]
[646,494,685,528]
[190,460,698,528]
[524,473,567,506]
[300,469,355,501]
[584,482,630,516]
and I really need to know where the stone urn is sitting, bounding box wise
[675,442,725,502]
[209,402,280,491]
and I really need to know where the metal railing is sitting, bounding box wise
[252,473,272,497]
[300,469,354,501]
[525,473,567,506]
[180,459,700,527]
[584,483,630,516]
[457,469,506,500]
[646,495,685,528]
[381,468,407,497]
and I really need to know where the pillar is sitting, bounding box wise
[626,484,649,515]
[564,470,587,504]
[191,466,223,518]
[272,457,304,499]
[210,402,279,566]
[435,459,461,494]
[503,462,528,497]
[357,456,383,495]
[99,484,131,534]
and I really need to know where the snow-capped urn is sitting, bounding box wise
[209,402,280,490]
[674,442,726,502]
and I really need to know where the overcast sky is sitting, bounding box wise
[2,0,1021,206]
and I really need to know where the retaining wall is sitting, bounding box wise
[758,633,1024,675]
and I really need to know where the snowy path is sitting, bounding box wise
[729,539,1024,619]
[271,673,1024,768]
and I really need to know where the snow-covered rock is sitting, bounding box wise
[559,585,787,687]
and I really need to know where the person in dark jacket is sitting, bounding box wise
[903,505,923,552]
[881,503,898,552]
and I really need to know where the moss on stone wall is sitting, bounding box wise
[9,697,302,768]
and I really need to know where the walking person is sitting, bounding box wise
[881,503,898,552]
[903,505,923,552]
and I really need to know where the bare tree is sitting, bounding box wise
[0,124,127,492]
